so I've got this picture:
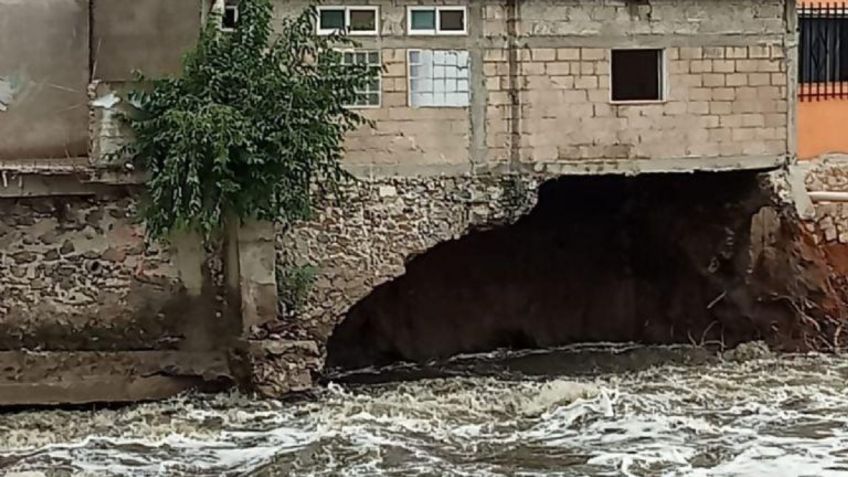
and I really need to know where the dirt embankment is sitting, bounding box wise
[327,171,845,370]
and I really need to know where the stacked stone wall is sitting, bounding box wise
[805,158,848,246]
[0,194,227,352]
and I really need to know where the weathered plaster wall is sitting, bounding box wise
[0,194,232,352]
[0,0,89,159]
[92,0,204,81]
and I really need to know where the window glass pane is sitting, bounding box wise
[320,9,345,29]
[411,92,433,107]
[611,49,662,101]
[439,10,465,31]
[342,49,382,107]
[411,10,436,30]
[408,49,469,107]
[349,9,376,31]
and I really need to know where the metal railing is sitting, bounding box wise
[799,2,848,101]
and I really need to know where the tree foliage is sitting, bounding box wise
[119,0,376,240]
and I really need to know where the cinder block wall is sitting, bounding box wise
[273,0,793,174]
[491,45,788,163]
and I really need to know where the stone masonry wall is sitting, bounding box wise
[251,175,538,395]
[0,194,227,352]
[805,157,848,247]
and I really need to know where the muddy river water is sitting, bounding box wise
[1,343,848,476]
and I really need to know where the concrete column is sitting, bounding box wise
[785,0,799,164]
[237,219,278,332]
[169,228,206,297]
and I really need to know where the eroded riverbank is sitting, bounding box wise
[2,344,848,476]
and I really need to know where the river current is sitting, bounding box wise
[2,343,848,476]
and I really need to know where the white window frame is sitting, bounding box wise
[407,49,470,108]
[221,2,239,32]
[317,6,380,36]
[406,6,468,36]
[609,48,668,104]
[340,49,383,109]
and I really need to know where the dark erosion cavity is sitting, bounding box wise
[326,171,820,371]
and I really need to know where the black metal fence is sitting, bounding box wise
[799,3,848,101]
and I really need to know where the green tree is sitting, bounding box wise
[119,0,376,240]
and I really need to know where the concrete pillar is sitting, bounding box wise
[222,215,278,334]
[237,219,278,332]
[170,229,206,297]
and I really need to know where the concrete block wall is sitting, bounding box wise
[343,49,471,171]
[270,0,793,175]
[500,0,787,37]
[485,44,788,163]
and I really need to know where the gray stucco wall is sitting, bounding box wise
[0,0,90,159]
[92,0,204,81]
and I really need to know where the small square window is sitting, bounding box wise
[408,49,470,107]
[611,49,664,102]
[408,7,467,35]
[411,10,436,30]
[319,9,345,30]
[341,49,382,107]
[222,1,239,31]
[318,7,378,35]
[349,9,376,32]
[439,10,465,32]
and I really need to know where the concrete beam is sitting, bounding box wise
[345,155,788,178]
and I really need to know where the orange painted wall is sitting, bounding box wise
[798,0,848,159]
[798,98,848,159]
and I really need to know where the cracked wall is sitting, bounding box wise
[0,0,90,159]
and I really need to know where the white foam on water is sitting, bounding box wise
[2,349,848,476]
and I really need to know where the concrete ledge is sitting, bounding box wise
[522,155,789,176]
[0,351,232,405]
[346,155,789,179]
[0,159,146,197]
[0,376,202,406]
